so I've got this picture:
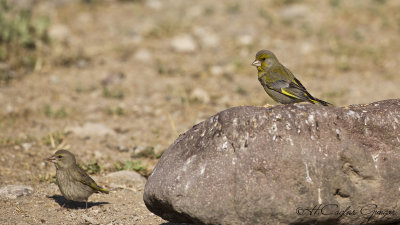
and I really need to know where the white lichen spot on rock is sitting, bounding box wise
[200,162,207,175]
[304,162,313,183]
[347,110,354,117]
[185,181,191,191]
[336,129,340,136]
[200,129,206,137]
[275,114,282,120]
[251,117,258,128]
[232,118,238,126]
[364,116,369,126]
[222,136,228,150]
[285,122,291,130]
[346,110,361,119]
[372,153,380,169]
[182,155,197,172]
[209,115,219,124]
[286,137,294,146]
[308,114,314,124]
[323,112,328,118]
[272,123,278,132]
[318,188,322,204]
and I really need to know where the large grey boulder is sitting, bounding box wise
[144,99,400,225]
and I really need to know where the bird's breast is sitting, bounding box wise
[56,169,94,201]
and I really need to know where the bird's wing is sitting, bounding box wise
[276,66,316,101]
[281,66,309,92]
[268,80,310,101]
[72,165,109,194]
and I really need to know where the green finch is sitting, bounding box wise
[47,150,109,210]
[252,50,331,106]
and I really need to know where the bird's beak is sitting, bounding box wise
[46,156,57,163]
[252,60,261,67]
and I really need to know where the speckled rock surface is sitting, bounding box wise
[144,99,400,225]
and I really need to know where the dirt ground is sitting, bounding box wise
[1,0,400,224]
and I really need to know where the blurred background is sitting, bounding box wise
[1,0,400,204]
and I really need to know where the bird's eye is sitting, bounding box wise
[56,155,62,159]
[260,57,266,61]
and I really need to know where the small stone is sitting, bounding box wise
[92,209,100,214]
[66,123,116,138]
[82,214,97,224]
[300,42,314,54]
[193,27,219,48]
[237,34,253,46]
[185,6,203,19]
[146,0,163,10]
[49,75,60,84]
[280,4,309,21]
[0,185,34,199]
[77,59,88,68]
[171,35,197,53]
[134,48,152,62]
[117,145,130,152]
[101,72,125,86]
[190,88,210,103]
[210,66,223,76]
[105,170,147,188]
[21,143,32,151]
[48,24,70,42]
[93,150,103,159]
[6,104,14,114]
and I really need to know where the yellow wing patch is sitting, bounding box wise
[281,89,298,98]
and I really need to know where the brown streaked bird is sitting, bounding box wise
[47,150,109,210]
[252,50,332,106]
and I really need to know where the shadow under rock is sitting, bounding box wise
[47,195,109,209]
[160,223,194,225]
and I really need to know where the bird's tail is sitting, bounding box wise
[309,97,332,106]
[99,187,109,194]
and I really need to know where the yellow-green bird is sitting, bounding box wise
[47,150,109,210]
[252,50,331,106]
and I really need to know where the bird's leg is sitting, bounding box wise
[85,200,88,211]
[57,200,69,211]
